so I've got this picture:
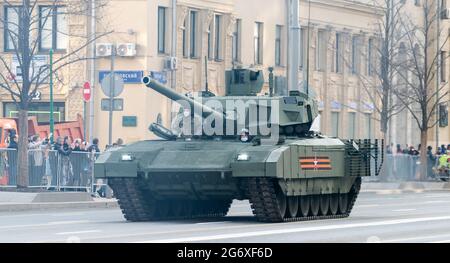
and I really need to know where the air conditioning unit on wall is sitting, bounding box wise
[95,43,113,57]
[117,43,137,57]
[164,57,178,70]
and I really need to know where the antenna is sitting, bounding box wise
[204,56,209,93]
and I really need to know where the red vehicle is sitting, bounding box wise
[0,114,84,148]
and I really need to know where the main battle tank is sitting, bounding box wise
[95,69,383,223]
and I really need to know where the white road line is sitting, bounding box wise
[55,230,101,236]
[196,222,227,225]
[392,209,417,212]
[430,240,450,243]
[358,205,381,208]
[0,220,89,230]
[384,234,450,243]
[137,215,450,243]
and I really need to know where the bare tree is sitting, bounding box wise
[336,0,406,145]
[0,0,109,188]
[394,0,449,180]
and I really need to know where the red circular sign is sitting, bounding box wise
[83,82,91,102]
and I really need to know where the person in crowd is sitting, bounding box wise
[87,138,100,153]
[41,143,53,190]
[81,141,88,152]
[386,144,393,154]
[57,136,73,189]
[7,130,18,149]
[396,144,402,154]
[116,138,124,147]
[439,150,449,169]
[441,145,447,155]
[427,146,437,179]
[28,135,45,186]
[72,139,83,152]
[0,151,9,186]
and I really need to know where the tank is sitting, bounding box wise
[95,68,383,223]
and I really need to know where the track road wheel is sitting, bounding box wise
[298,196,310,217]
[287,196,299,218]
[329,194,339,215]
[319,195,330,216]
[276,187,287,219]
[310,195,320,216]
[338,193,349,214]
[157,200,171,218]
[171,200,184,217]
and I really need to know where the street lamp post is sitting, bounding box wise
[49,49,54,144]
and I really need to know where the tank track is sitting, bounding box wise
[109,178,232,222]
[247,177,362,223]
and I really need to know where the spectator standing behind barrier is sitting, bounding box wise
[28,135,44,186]
[57,136,73,190]
[87,138,105,197]
[41,143,53,190]
[7,130,18,185]
[427,146,437,179]
[0,151,9,185]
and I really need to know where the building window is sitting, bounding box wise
[254,22,263,65]
[207,22,213,60]
[190,10,198,58]
[348,112,356,139]
[334,33,343,73]
[316,30,326,71]
[232,19,241,62]
[364,113,372,139]
[368,38,374,76]
[441,51,447,82]
[331,112,340,137]
[275,25,283,66]
[3,102,66,124]
[182,18,187,57]
[214,15,222,60]
[352,36,361,74]
[4,6,22,51]
[300,28,306,69]
[39,6,68,51]
[157,7,167,54]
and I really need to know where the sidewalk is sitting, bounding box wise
[0,191,118,212]
[361,181,450,194]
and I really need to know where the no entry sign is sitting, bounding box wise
[83,82,91,102]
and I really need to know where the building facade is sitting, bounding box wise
[0,0,384,146]
[389,0,450,149]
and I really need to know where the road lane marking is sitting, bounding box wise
[430,240,450,243]
[384,234,450,243]
[196,222,227,225]
[0,220,90,230]
[56,230,102,235]
[392,209,417,212]
[358,205,381,208]
[137,215,450,243]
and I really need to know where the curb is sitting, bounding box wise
[361,182,450,194]
[0,200,119,212]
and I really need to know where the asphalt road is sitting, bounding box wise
[1,191,450,243]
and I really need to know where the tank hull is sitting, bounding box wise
[95,137,375,222]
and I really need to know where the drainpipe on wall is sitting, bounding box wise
[89,0,96,144]
[287,0,300,92]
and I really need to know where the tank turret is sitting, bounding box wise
[142,69,319,137]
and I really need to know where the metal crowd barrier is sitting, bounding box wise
[384,154,422,181]
[0,148,105,194]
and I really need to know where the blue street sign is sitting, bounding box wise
[99,71,144,84]
[150,71,168,84]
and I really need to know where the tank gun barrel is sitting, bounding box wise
[142,76,224,119]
